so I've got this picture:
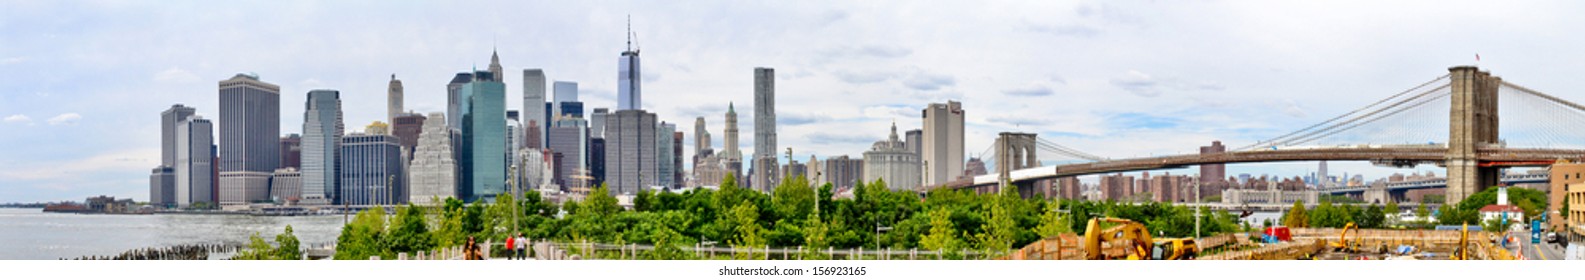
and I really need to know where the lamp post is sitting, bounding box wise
[876,222,893,250]
[1194,175,1202,240]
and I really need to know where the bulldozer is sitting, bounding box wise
[1082,217,1198,260]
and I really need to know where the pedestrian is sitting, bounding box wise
[515,233,528,260]
[464,236,484,260]
[505,234,517,260]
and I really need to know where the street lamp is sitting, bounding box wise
[876,222,893,250]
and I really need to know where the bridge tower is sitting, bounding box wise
[1446,66,1502,204]
[995,132,1038,192]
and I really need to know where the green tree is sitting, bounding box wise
[802,217,830,260]
[233,232,276,260]
[274,225,301,260]
[634,189,655,212]
[975,187,1019,254]
[1283,200,1309,228]
[433,198,469,247]
[771,175,815,222]
[584,183,620,217]
[334,207,388,260]
[1034,200,1072,238]
[1385,200,1400,214]
[385,204,434,255]
[727,202,764,259]
[1359,204,1384,229]
[919,208,962,259]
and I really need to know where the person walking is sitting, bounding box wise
[464,236,484,260]
[515,233,528,260]
[504,234,517,260]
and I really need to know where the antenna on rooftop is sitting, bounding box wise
[627,14,639,54]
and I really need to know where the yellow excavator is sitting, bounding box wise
[1451,222,1470,260]
[1082,217,1198,260]
[1330,222,1362,252]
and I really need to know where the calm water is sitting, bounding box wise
[0,208,346,260]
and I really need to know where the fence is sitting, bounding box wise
[526,241,1004,260]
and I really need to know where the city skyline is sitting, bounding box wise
[9,1,1585,202]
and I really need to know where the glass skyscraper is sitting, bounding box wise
[340,134,405,205]
[302,90,343,205]
[461,71,506,202]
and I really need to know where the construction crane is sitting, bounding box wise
[1082,217,1198,260]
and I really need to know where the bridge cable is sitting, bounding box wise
[1268,83,1452,148]
[1286,90,1452,146]
[1236,73,1451,149]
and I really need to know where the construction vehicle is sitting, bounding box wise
[1331,222,1362,252]
[1082,217,1198,260]
[1262,226,1292,243]
[1452,223,1471,260]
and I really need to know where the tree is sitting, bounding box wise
[919,208,962,259]
[772,175,815,222]
[634,189,654,212]
[334,207,388,260]
[1034,200,1072,238]
[584,183,620,217]
[727,203,764,259]
[1359,205,1385,229]
[1283,200,1309,228]
[233,232,276,260]
[385,204,434,255]
[1385,200,1400,214]
[802,217,830,260]
[975,188,1018,254]
[274,225,301,260]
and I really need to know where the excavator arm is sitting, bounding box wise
[1083,218,1154,260]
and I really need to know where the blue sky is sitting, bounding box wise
[5,0,1585,202]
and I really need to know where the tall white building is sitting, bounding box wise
[388,74,403,124]
[922,100,964,188]
[409,113,458,206]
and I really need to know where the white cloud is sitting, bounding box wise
[0,148,156,182]
[47,113,81,126]
[153,67,200,83]
[4,114,31,124]
[1,56,26,65]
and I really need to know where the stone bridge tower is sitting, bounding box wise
[1446,66,1501,204]
[995,132,1038,192]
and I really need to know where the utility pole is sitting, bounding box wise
[1194,175,1202,240]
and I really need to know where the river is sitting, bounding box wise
[0,208,346,260]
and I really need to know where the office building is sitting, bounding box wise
[149,166,175,209]
[175,116,214,208]
[279,134,301,169]
[388,74,403,124]
[461,71,507,202]
[590,108,609,139]
[752,67,777,192]
[657,122,676,189]
[922,100,964,187]
[488,50,504,82]
[340,134,405,205]
[589,138,606,188]
[523,69,547,148]
[559,102,585,119]
[553,81,578,118]
[301,90,343,205]
[392,113,426,159]
[447,72,474,130]
[549,117,589,189]
[864,123,922,191]
[270,168,302,204]
[409,113,457,206]
[674,131,684,188]
[218,74,280,206]
[525,120,542,150]
[822,155,864,190]
[161,104,196,167]
[604,110,657,195]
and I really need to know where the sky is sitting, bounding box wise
[6,0,1585,203]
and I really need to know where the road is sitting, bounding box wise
[1506,229,1565,260]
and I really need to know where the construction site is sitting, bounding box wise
[1003,218,1515,260]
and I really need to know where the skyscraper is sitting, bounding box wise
[269,168,302,204]
[175,116,214,208]
[604,110,657,195]
[553,81,579,118]
[694,117,711,156]
[388,74,403,124]
[461,71,507,202]
[549,117,589,189]
[722,103,744,183]
[619,22,642,111]
[161,104,196,167]
[302,90,343,205]
[447,72,475,130]
[409,113,457,206]
[340,133,405,205]
[523,69,547,148]
[674,131,684,188]
[488,50,504,82]
[218,73,280,206]
[149,166,175,208]
[657,122,676,188]
[590,108,610,139]
[752,67,777,192]
[922,100,964,188]
[589,138,606,188]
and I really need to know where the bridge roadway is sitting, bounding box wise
[1322,173,1550,195]
[958,146,1585,189]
